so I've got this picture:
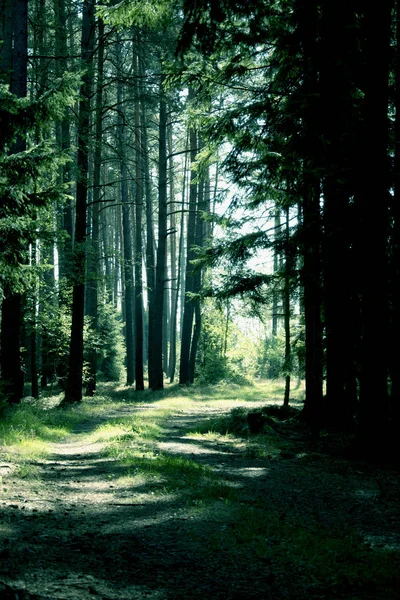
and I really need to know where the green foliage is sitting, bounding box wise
[256,329,304,380]
[256,334,286,379]
[196,299,226,383]
[97,0,173,29]
[36,292,73,386]
[196,299,256,385]
[211,406,250,436]
[0,398,84,468]
[37,294,125,386]
[0,78,77,293]
[97,303,126,382]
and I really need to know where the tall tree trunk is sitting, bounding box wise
[115,205,123,311]
[188,173,204,383]
[140,56,156,386]
[168,123,179,382]
[0,0,12,81]
[320,0,357,430]
[116,39,135,386]
[85,17,104,396]
[54,0,73,281]
[163,274,170,376]
[178,133,189,342]
[134,47,144,391]
[283,205,291,407]
[101,205,113,304]
[170,135,189,382]
[0,0,28,404]
[297,0,323,435]
[179,92,198,385]
[64,0,96,403]
[391,0,400,436]
[30,295,39,400]
[150,74,168,390]
[356,2,392,452]
[272,207,281,336]
[121,191,135,386]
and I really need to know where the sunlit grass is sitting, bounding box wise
[92,380,296,501]
[0,405,81,452]
[115,450,237,501]
[1,379,399,597]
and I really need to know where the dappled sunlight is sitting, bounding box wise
[363,534,400,552]
[0,523,13,537]
[1,382,399,599]
[88,423,134,443]
[9,439,49,456]
[188,431,237,442]
[157,439,227,457]
[230,466,270,478]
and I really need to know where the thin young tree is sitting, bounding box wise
[150,72,168,390]
[86,16,105,396]
[116,37,135,386]
[133,44,144,390]
[179,92,198,385]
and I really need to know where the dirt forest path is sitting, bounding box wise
[1,392,400,599]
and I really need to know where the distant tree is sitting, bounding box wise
[116,36,135,386]
[133,44,144,391]
[150,72,168,390]
[85,16,105,396]
[179,90,198,385]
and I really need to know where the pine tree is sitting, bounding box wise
[64,0,96,403]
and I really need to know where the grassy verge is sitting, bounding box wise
[1,380,399,598]
[88,381,399,598]
[0,386,127,472]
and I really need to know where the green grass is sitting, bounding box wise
[1,404,77,444]
[212,503,400,596]
[0,389,118,465]
[86,379,301,502]
[1,379,399,598]
[106,445,238,502]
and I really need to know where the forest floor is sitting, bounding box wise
[1,380,400,599]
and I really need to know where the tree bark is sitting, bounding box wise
[0,0,13,81]
[179,92,198,385]
[168,123,179,382]
[116,39,135,386]
[272,207,281,336]
[283,206,291,407]
[296,0,323,435]
[85,17,104,396]
[188,173,205,383]
[134,47,144,391]
[64,0,96,403]
[0,0,28,404]
[54,0,73,280]
[391,0,400,436]
[356,2,392,452]
[150,74,168,390]
[140,56,156,387]
[319,0,358,430]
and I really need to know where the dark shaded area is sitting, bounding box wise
[1,401,400,599]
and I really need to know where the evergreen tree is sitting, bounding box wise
[64,0,96,403]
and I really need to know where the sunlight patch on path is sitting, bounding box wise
[157,439,226,457]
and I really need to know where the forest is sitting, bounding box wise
[1,0,400,599]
